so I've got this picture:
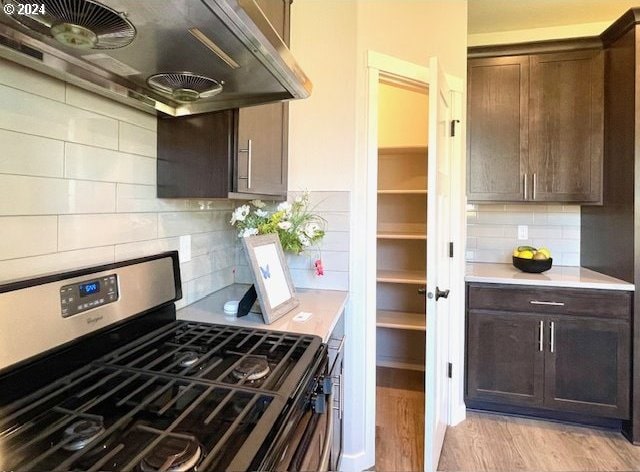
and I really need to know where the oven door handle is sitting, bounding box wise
[319,392,334,472]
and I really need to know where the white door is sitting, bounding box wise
[424,56,452,472]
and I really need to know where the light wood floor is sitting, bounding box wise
[438,411,640,471]
[376,367,425,472]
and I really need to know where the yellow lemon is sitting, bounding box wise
[512,248,520,257]
[538,247,551,258]
[518,250,534,259]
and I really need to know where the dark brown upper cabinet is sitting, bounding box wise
[467,45,604,204]
[467,55,529,201]
[157,0,291,200]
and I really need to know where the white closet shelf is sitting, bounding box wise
[377,189,428,195]
[376,270,426,285]
[377,231,427,240]
[378,146,428,154]
[376,359,426,371]
[376,310,426,331]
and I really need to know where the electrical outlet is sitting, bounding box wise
[179,235,192,262]
[517,225,528,240]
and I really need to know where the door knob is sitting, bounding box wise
[435,287,450,301]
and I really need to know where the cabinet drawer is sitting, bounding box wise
[467,284,631,320]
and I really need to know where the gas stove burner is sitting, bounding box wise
[140,435,202,472]
[232,356,270,381]
[62,418,105,451]
[175,351,199,368]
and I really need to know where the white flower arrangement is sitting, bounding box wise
[230,192,326,256]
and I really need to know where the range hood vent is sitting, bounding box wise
[2,0,136,49]
[0,0,312,116]
[147,72,223,103]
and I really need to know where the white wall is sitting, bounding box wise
[289,2,468,470]
[0,59,236,306]
[378,83,428,147]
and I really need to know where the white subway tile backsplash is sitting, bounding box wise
[289,191,350,212]
[158,212,230,238]
[290,268,349,290]
[0,84,118,149]
[467,225,505,238]
[0,129,64,177]
[65,85,157,131]
[0,63,235,306]
[467,203,581,266]
[191,231,236,257]
[116,184,188,212]
[114,237,180,262]
[58,213,158,251]
[562,226,581,240]
[286,251,349,272]
[0,175,115,215]
[181,255,214,282]
[0,59,65,102]
[547,212,580,226]
[0,246,115,283]
[65,143,156,185]
[0,216,57,260]
[318,231,350,252]
[119,122,156,157]
[528,226,563,239]
[477,211,534,225]
[188,200,235,211]
[317,211,350,232]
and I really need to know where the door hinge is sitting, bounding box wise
[447,362,453,378]
[449,242,454,258]
[450,119,460,137]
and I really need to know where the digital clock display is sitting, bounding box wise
[79,281,100,297]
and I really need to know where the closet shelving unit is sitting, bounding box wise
[376,146,428,371]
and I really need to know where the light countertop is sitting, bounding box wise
[177,284,348,342]
[466,262,635,291]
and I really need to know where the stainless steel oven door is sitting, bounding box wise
[276,388,333,471]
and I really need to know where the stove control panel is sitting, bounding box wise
[60,274,119,318]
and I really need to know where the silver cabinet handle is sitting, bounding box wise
[523,173,528,200]
[550,321,555,353]
[332,372,343,419]
[238,139,252,189]
[530,300,565,306]
[533,173,537,200]
[538,320,544,351]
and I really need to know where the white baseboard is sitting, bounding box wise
[340,450,375,472]
[449,401,467,426]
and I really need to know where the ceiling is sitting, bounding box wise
[468,0,640,34]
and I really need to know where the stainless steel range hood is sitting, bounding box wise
[0,0,312,116]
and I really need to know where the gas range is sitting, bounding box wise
[0,252,330,472]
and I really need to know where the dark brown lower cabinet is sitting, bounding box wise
[467,312,544,406]
[466,284,631,421]
[544,316,630,418]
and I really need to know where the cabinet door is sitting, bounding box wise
[467,311,544,406]
[236,0,289,197]
[237,103,288,196]
[544,317,630,418]
[157,110,234,198]
[529,50,604,203]
[467,56,529,201]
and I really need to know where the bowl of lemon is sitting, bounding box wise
[512,246,553,273]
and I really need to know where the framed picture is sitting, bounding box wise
[241,234,299,324]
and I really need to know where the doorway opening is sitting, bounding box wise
[375,78,429,472]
